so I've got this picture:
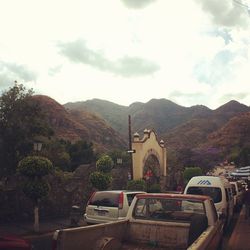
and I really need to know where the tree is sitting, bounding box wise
[17,156,53,232]
[183,167,202,185]
[43,139,71,171]
[0,83,52,176]
[68,140,95,171]
[96,154,113,173]
[108,150,130,168]
[235,146,250,167]
[89,171,112,190]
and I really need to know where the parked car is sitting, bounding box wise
[0,234,32,250]
[230,181,245,211]
[84,190,146,224]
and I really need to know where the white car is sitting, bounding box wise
[84,190,146,224]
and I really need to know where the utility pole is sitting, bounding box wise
[128,115,134,180]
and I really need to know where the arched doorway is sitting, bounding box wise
[143,154,161,190]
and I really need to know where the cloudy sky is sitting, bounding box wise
[0,0,250,109]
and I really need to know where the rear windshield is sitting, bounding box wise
[89,192,120,207]
[186,186,222,203]
[133,197,206,221]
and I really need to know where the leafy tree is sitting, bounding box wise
[43,139,71,171]
[96,154,113,173]
[183,167,202,185]
[89,171,112,190]
[68,140,95,171]
[108,150,130,168]
[234,146,250,167]
[127,179,146,191]
[17,156,53,232]
[0,84,52,176]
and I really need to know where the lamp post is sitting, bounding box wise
[33,142,42,155]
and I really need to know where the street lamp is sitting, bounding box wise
[33,142,42,154]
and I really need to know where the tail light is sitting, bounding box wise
[87,191,96,206]
[118,192,124,209]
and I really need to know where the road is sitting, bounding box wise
[221,208,240,250]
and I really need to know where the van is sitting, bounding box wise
[230,181,245,211]
[184,176,234,228]
[84,190,146,224]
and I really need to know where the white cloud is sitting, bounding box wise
[0,0,250,109]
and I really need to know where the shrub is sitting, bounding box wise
[127,179,146,191]
[96,154,113,173]
[147,183,161,193]
[22,179,50,202]
[17,156,53,177]
[89,171,112,190]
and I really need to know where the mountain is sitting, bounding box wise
[42,95,250,169]
[164,100,250,150]
[64,98,212,136]
[65,99,128,136]
[32,95,127,152]
[206,112,250,156]
[66,98,250,168]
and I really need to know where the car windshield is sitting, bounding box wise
[89,192,120,207]
[186,186,222,203]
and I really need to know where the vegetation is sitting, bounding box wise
[233,146,250,167]
[89,154,113,190]
[68,140,95,171]
[108,149,131,168]
[17,156,53,232]
[147,183,161,193]
[183,167,202,184]
[127,179,146,191]
[89,171,112,190]
[0,84,52,177]
[96,154,113,173]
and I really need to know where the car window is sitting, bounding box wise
[89,192,120,207]
[187,186,222,203]
[126,193,138,206]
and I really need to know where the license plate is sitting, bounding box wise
[98,210,107,216]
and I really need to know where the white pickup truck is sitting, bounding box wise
[52,193,224,250]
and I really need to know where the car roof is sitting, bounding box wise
[136,193,210,201]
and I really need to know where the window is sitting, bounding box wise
[126,193,137,206]
[89,192,120,207]
[133,197,206,221]
[134,198,147,217]
[187,187,222,203]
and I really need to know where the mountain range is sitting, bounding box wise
[34,95,250,169]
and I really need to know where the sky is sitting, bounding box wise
[0,0,250,109]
